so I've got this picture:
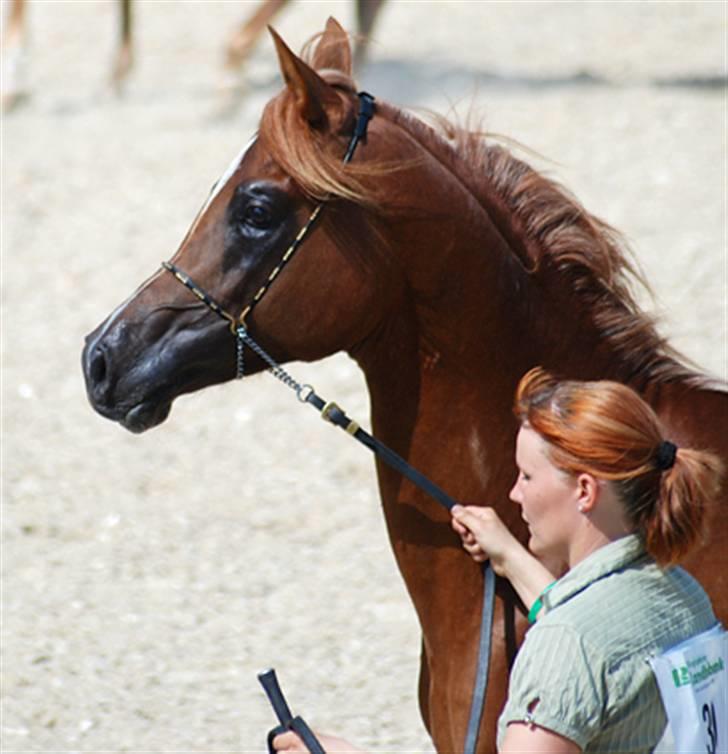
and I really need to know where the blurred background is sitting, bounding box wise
[2,1,725,751]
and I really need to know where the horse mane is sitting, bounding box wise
[259,39,714,389]
[447,124,709,388]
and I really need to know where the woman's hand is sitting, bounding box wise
[452,504,559,610]
[272,731,367,754]
[451,505,520,575]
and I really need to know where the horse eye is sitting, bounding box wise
[241,203,272,229]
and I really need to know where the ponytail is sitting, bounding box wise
[515,367,724,566]
[644,447,724,565]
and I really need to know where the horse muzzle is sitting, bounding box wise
[82,326,171,432]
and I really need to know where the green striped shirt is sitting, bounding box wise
[497,534,717,753]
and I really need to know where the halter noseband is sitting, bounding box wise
[161,91,375,378]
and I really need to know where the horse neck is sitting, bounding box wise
[348,108,697,514]
[366,105,709,405]
[353,111,598,456]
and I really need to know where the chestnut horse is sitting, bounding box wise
[82,19,728,753]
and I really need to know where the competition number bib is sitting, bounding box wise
[650,625,727,754]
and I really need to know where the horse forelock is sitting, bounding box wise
[261,94,355,204]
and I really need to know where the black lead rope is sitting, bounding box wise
[247,346,496,754]
[239,337,498,754]
[163,90,495,754]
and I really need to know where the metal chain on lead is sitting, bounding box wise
[236,330,245,379]
[236,327,312,401]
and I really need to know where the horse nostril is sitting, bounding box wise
[89,345,108,386]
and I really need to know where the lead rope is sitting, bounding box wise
[238,326,495,754]
[168,286,496,754]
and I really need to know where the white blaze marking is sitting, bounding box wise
[204,133,258,213]
[179,134,258,245]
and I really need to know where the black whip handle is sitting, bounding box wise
[258,669,326,754]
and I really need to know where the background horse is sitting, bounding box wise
[81,19,727,753]
[0,0,383,110]
[1,0,132,110]
[225,0,384,76]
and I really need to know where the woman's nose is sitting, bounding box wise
[509,480,522,505]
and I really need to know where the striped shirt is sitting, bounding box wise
[497,534,718,753]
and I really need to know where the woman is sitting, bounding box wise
[275,368,723,753]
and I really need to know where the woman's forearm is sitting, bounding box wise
[500,542,558,612]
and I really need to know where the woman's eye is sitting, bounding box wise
[241,203,272,229]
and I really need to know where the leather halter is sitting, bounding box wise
[162,91,497,754]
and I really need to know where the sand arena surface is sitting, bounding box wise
[2,2,725,752]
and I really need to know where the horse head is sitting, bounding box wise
[82,19,402,433]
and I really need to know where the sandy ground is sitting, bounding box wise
[2,1,726,752]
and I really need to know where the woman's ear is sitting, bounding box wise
[575,473,600,513]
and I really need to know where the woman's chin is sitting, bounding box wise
[527,535,540,554]
[528,536,549,561]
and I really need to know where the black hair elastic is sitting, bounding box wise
[655,440,678,471]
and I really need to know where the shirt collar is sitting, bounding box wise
[543,534,648,614]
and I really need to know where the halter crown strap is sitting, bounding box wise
[343,91,375,163]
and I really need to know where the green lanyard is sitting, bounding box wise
[528,580,558,624]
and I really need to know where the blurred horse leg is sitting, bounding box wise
[1,0,27,111]
[224,0,289,73]
[111,0,133,93]
[222,0,384,82]
[353,0,385,70]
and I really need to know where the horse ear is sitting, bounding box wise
[310,17,353,76]
[269,26,341,128]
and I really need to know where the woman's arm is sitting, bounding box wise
[500,722,582,753]
[272,723,581,754]
[451,505,557,611]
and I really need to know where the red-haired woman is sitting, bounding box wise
[451,367,723,753]
[274,368,724,754]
